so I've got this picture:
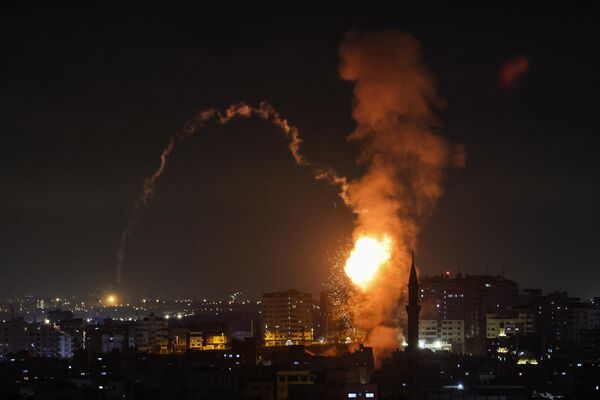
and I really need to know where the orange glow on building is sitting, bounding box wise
[261,290,314,347]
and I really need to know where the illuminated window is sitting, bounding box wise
[348,394,357,399]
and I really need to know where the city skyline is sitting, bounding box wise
[2,251,600,398]
[1,264,593,304]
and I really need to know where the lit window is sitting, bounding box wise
[348,394,357,399]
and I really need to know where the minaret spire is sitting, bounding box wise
[406,251,420,350]
[406,250,421,400]
[409,251,418,287]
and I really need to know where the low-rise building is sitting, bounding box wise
[205,332,228,350]
[169,328,190,353]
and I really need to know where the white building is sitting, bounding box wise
[486,312,533,339]
[58,332,73,358]
[418,319,464,354]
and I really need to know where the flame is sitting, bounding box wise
[344,235,392,290]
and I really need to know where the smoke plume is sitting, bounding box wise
[116,102,349,284]
[339,31,465,354]
[500,55,529,90]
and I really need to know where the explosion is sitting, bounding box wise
[344,235,392,290]
[338,30,465,358]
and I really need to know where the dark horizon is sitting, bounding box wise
[3,3,600,299]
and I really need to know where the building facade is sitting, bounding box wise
[0,319,73,358]
[419,273,519,354]
[486,312,534,339]
[262,290,314,347]
[418,319,465,354]
[134,314,168,354]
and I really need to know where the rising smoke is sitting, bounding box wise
[116,102,349,284]
[339,31,465,356]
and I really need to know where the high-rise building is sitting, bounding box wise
[134,314,168,354]
[0,318,26,355]
[565,301,600,346]
[0,319,73,358]
[419,273,519,354]
[261,289,314,347]
[318,290,352,343]
[56,318,86,351]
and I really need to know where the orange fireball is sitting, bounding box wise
[344,235,392,290]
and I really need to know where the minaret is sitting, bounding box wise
[406,251,420,352]
[406,251,420,400]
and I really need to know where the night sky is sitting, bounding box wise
[3,3,599,299]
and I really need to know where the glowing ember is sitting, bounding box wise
[344,235,392,290]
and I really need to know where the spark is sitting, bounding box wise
[323,239,357,338]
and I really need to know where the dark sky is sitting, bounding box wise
[2,2,599,299]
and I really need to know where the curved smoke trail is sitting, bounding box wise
[116,102,350,284]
